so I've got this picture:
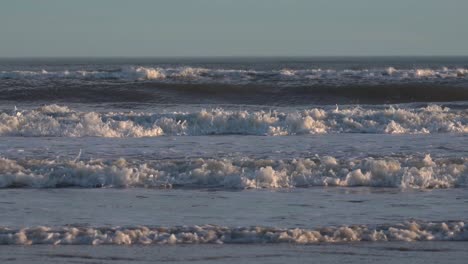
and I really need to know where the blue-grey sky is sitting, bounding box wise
[1,0,468,57]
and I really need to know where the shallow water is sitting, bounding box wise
[1,188,467,228]
[1,242,467,264]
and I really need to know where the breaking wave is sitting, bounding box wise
[2,63,468,104]
[0,154,466,189]
[0,221,466,245]
[2,66,468,85]
[0,104,466,137]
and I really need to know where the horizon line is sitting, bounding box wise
[1,54,468,59]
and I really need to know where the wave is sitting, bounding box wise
[0,105,466,137]
[0,155,466,189]
[2,65,468,104]
[0,221,466,245]
[1,66,468,85]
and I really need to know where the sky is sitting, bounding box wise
[1,0,468,57]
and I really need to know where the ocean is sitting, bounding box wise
[0,57,467,263]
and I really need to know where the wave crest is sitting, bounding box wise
[0,105,466,137]
[0,221,466,245]
[0,155,466,189]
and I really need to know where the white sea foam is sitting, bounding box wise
[1,66,467,84]
[0,155,465,189]
[0,221,466,245]
[0,105,466,137]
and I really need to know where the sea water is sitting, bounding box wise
[0,57,467,263]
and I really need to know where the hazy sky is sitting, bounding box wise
[1,0,468,57]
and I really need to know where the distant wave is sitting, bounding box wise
[0,221,466,245]
[0,104,466,137]
[0,154,466,189]
[2,65,468,104]
[1,66,468,84]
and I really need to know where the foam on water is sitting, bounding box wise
[0,221,466,245]
[0,104,466,137]
[0,155,466,189]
